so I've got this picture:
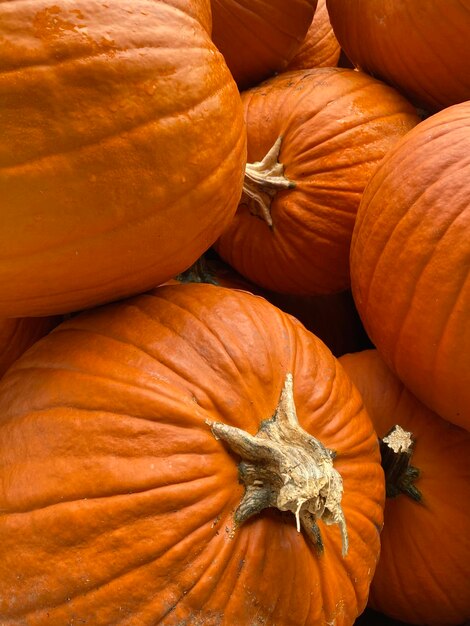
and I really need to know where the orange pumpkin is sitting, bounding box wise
[211,0,317,90]
[215,68,420,295]
[286,0,341,70]
[0,284,384,625]
[350,102,470,430]
[0,0,246,317]
[0,316,60,378]
[340,350,470,625]
[326,0,470,111]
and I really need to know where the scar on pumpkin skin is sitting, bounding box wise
[242,136,296,228]
[206,372,349,557]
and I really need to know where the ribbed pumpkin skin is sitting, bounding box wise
[350,103,470,430]
[181,257,373,357]
[326,0,470,111]
[286,0,340,70]
[0,284,384,625]
[215,68,419,295]
[0,0,246,317]
[0,316,60,378]
[211,0,317,90]
[340,350,470,626]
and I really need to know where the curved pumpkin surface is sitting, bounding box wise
[350,102,470,430]
[0,284,384,625]
[211,0,317,90]
[215,68,419,295]
[178,256,372,357]
[0,0,246,317]
[286,0,341,70]
[340,350,470,625]
[0,316,61,378]
[326,0,470,112]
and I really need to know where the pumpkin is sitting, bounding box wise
[286,0,341,71]
[0,0,246,318]
[215,67,420,295]
[211,0,317,90]
[340,349,470,625]
[0,283,384,625]
[350,102,470,431]
[0,316,60,378]
[326,0,470,112]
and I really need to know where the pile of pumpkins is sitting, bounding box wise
[0,1,469,624]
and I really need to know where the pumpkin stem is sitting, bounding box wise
[176,256,218,285]
[379,425,422,503]
[242,136,295,228]
[206,373,349,556]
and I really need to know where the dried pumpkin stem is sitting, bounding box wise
[206,373,349,557]
[380,425,422,503]
[242,136,295,227]
[176,256,218,285]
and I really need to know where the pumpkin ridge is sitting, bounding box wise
[356,126,469,252]
[0,44,209,79]
[431,262,469,361]
[300,152,381,176]
[95,292,280,424]
[390,209,468,362]
[12,500,227,621]
[214,1,303,54]
[144,294,251,373]
[294,109,402,162]
[403,529,455,617]
[4,401,212,432]
[359,153,469,323]
[1,72,235,173]
[3,473,217,516]
[0,131,244,270]
[160,524,243,621]
[66,299,260,412]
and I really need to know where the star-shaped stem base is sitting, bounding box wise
[207,373,349,557]
[380,425,422,503]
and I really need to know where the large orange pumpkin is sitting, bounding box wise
[0,0,246,317]
[211,0,317,90]
[350,102,470,430]
[0,284,384,625]
[326,0,470,111]
[340,350,470,625]
[215,68,419,295]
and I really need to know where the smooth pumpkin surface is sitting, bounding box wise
[0,316,60,378]
[326,0,470,111]
[215,68,419,295]
[286,0,341,70]
[211,0,317,90]
[0,0,246,317]
[350,102,470,430]
[0,284,384,625]
[340,350,470,625]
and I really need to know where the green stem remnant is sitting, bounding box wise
[176,255,218,285]
[206,373,348,557]
[242,136,296,227]
[380,425,422,503]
